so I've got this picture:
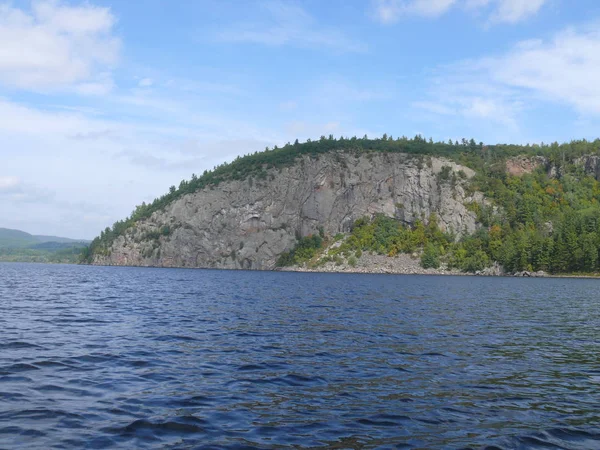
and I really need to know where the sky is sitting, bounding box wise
[3,0,600,239]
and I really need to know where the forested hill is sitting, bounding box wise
[0,228,87,247]
[0,228,89,263]
[83,135,600,275]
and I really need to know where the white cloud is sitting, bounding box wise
[414,21,600,137]
[0,175,54,204]
[371,0,547,24]
[215,0,365,52]
[0,94,286,237]
[414,92,520,129]
[373,0,456,23]
[31,0,114,34]
[0,175,19,191]
[0,0,120,92]
[138,77,153,87]
[490,0,547,24]
[485,26,600,113]
[0,98,113,135]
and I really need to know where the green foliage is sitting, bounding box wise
[143,230,162,241]
[318,226,325,238]
[0,242,87,263]
[421,243,440,269]
[317,161,600,275]
[452,166,600,273]
[438,165,452,182]
[0,228,89,263]
[324,214,452,265]
[276,234,323,267]
[0,228,39,248]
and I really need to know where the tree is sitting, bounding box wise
[421,243,440,269]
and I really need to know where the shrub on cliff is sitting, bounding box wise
[421,243,441,269]
[276,235,323,267]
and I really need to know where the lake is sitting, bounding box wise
[0,263,599,449]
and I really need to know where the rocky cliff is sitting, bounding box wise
[506,154,600,180]
[92,152,481,269]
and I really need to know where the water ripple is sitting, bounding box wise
[1,263,599,449]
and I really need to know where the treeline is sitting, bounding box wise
[82,134,600,264]
[0,244,86,264]
[460,167,600,273]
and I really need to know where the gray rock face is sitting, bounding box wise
[93,152,480,269]
[575,155,600,180]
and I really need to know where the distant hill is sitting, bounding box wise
[0,228,39,248]
[0,228,89,263]
[0,227,89,248]
[33,235,88,244]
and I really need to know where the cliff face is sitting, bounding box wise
[93,152,480,269]
[506,155,600,180]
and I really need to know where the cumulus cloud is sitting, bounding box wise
[486,26,600,113]
[0,0,120,92]
[371,0,547,24]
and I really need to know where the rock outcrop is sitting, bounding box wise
[575,155,600,181]
[506,154,600,180]
[505,156,547,177]
[92,152,480,270]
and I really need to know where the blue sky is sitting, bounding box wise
[2,0,600,238]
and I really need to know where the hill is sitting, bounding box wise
[82,135,600,275]
[0,228,39,248]
[0,227,89,263]
[33,235,88,244]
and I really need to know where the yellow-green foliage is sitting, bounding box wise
[327,214,452,261]
[455,168,600,274]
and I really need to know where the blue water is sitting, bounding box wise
[0,263,599,449]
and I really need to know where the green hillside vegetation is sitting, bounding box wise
[0,228,88,263]
[0,228,87,248]
[84,135,600,274]
[278,160,600,274]
[0,228,39,248]
[33,235,86,244]
[0,243,87,263]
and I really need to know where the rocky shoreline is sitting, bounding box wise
[283,253,463,276]
[280,252,553,277]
